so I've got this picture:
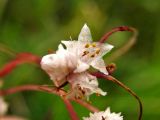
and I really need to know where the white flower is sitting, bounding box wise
[41,44,78,87]
[66,72,106,100]
[41,24,113,98]
[0,97,8,116]
[62,24,113,74]
[83,107,123,120]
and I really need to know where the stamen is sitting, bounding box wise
[82,51,89,56]
[95,48,100,54]
[102,116,105,120]
[90,54,95,58]
[76,96,82,99]
[85,43,90,48]
[91,43,97,47]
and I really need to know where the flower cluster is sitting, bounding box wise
[41,24,113,99]
[0,23,142,120]
[83,108,123,120]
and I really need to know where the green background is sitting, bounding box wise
[0,0,160,120]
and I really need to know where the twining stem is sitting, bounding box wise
[0,53,41,77]
[0,85,59,96]
[91,72,143,120]
[0,84,99,113]
[108,75,142,120]
[99,26,138,62]
[62,97,80,120]
[99,26,136,43]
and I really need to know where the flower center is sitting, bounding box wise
[82,43,101,58]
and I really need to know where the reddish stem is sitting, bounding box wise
[62,97,80,120]
[0,84,99,113]
[0,85,57,96]
[99,26,138,62]
[99,26,135,43]
[0,53,41,77]
[91,72,143,120]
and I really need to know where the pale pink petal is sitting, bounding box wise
[74,60,90,73]
[91,59,108,75]
[78,24,92,42]
[83,107,123,120]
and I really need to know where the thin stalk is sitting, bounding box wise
[0,85,59,96]
[0,84,99,113]
[62,97,80,120]
[91,72,143,120]
[99,26,138,62]
[0,53,40,77]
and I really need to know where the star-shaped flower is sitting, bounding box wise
[41,24,113,99]
[83,107,123,120]
[62,24,113,74]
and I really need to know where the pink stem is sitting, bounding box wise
[0,84,99,113]
[91,72,143,120]
[99,26,135,43]
[0,84,67,97]
[0,85,57,96]
[0,53,41,77]
[62,97,80,120]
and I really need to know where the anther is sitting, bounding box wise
[95,48,100,54]
[85,43,90,48]
[90,54,95,58]
[82,51,89,56]
[92,43,96,47]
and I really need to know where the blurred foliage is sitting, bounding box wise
[0,0,160,120]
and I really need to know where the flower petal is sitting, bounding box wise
[41,54,68,86]
[74,60,90,73]
[78,24,92,42]
[68,72,106,99]
[83,107,123,120]
[61,41,77,53]
[91,58,108,75]
[57,43,65,51]
[98,43,114,58]
[41,44,77,87]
